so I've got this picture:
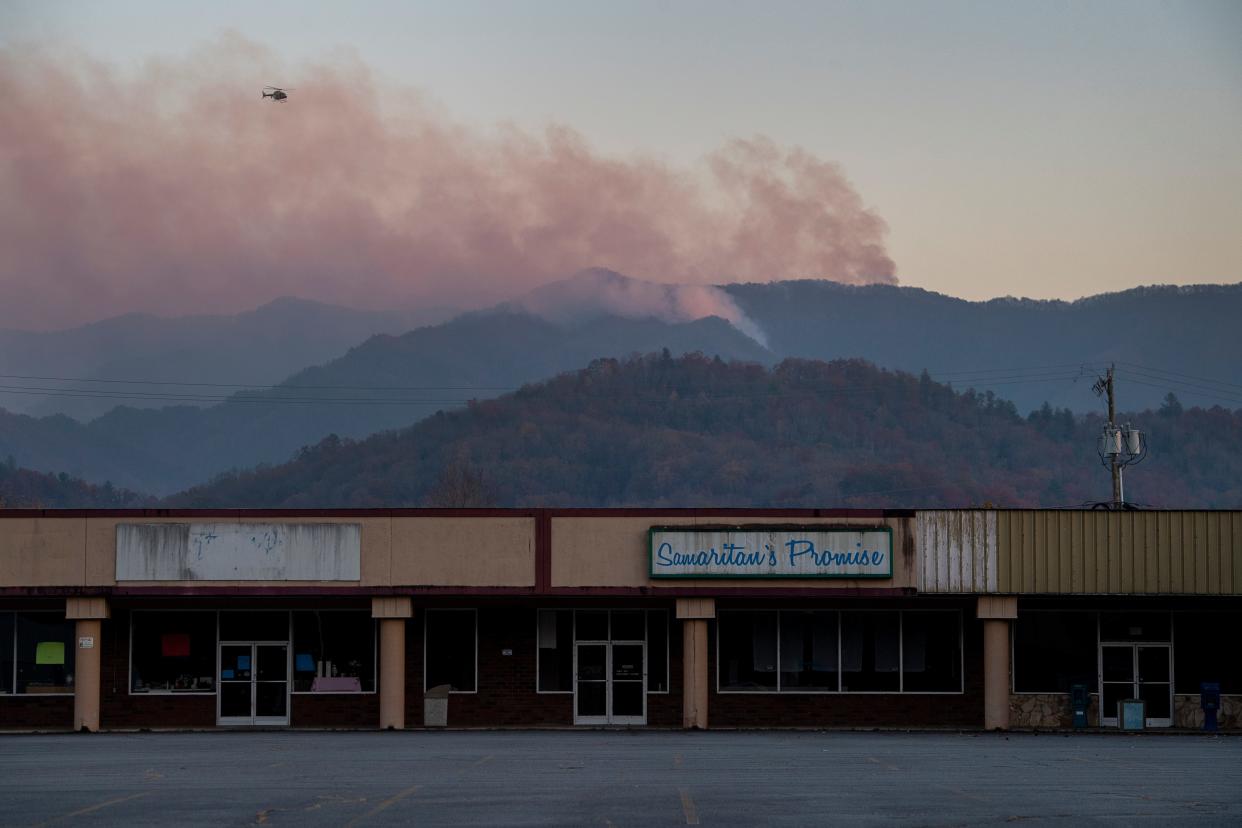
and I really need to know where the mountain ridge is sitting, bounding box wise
[162,353,1242,510]
[1,273,1238,496]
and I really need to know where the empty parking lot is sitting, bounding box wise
[2,731,1240,826]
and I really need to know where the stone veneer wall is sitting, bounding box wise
[1009,693,1100,728]
[1174,695,1242,729]
[1011,693,1242,729]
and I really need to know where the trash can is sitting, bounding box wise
[424,684,450,727]
[1118,698,1145,731]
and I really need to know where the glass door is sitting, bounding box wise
[574,643,608,725]
[219,644,254,724]
[610,643,646,725]
[572,610,647,726]
[218,642,290,726]
[1099,643,1171,728]
[1136,645,1172,727]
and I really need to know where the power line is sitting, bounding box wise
[0,363,1093,392]
[0,372,517,392]
[1116,365,1242,398]
[1,362,1235,410]
[1118,361,1242,392]
[1111,375,1242,407]
[927,362,1106,377]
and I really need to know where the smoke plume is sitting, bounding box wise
[0,36,897,330]
[514,268,770,347]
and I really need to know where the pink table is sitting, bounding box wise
[310,677,362,692]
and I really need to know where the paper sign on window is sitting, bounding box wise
[161,633,191,657]
[35,641,65,665]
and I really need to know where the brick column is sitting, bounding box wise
[373,597,413,730]
[676,598,715,730]
[977,595,1017,731]
[66,597,110,733]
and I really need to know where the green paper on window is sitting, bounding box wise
[36,641,65,665]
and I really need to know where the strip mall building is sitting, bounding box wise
[1,509,1239,732]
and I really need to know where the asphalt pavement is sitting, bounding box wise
[1,730,1240,826]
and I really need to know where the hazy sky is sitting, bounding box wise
[3,0,1240,326]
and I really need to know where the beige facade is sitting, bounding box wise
[1,515,536,589]
[2,508,1240,734]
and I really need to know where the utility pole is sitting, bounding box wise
[1093,364,1146,509]
[1105,366,1120,506]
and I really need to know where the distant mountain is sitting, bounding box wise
[0,311,769,494]
[0,297,452,420]
[165,354,1242,509]
[1,270,1238,497]
[722,280,1242,413]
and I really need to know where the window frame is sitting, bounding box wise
[5,611,77,697]
[423,608,478,695]
[127,608,378,697]
[534,608,671,696]
[0,611,13,696]
[289,609,378,696]
[128,609,220,696]
[535,609,574,695]
[715,608,964,695]
[645,609,671,695]
[1009,609,1100,696]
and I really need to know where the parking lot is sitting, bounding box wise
[2,731,1240,826]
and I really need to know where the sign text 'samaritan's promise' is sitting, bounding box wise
[650,527,892,579]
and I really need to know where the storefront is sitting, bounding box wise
[1,509,1238,731]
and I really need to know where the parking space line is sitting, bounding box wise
[679,787,699,825]
[345,783,420,827]
[36,791,150,825]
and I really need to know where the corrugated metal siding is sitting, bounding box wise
[994,511,1241,595]
[917,511,998,593]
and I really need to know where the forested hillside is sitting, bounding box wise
[0,457,148,508]
[0,313,766,494]
[3,274,1238,496]
[166,354,1242,509]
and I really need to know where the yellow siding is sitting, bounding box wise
[995,511,1242,595]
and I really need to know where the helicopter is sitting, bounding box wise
[261,86,292,102]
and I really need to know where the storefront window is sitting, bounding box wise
[576,611,609,641]
[647,610,669,693]
[130,611,217,693]
[779,611,838,690]
[0,613,13,695]
[1174,612,1242,694]
[1012,611,1097,693]
[425,609,476,693]
[902,611,961,692]
[219,611,289,642]
[720,610,955,693]
[537,610,573,692]
[611,611,645,641]
[16,613,75,695]
[718,611,778,691]
[1099,612,1170,642]
[841,611,900,692]
[292,611,375,693]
